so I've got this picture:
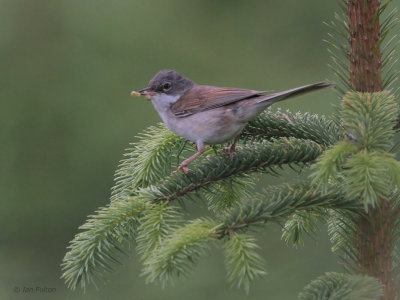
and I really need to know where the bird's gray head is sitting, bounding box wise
[139,70,195,97]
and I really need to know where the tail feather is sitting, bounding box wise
[257,81,334,105]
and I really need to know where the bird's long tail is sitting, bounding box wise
[257,81,334,105]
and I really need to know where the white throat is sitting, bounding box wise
[150,93,180,124]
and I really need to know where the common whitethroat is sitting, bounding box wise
[132,70,333,174]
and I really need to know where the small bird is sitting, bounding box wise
[133,70,332,174]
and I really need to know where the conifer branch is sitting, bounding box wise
[219,182,359,238]
[242,108,343,146]
[136,203,182,262]
[223,233,266,292]
[61,196,149,290]
[299,272,383,300]
[341,92,398,151]
[62,135,329,291]
[282,209,328,247]
[111,123,185,200]
[62,178,358,291]
[140,182,359,289]
[150,138,323,203]
[204,175,255,213]
[141,218,218,286]
[312,92,400,208]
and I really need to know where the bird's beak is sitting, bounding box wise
[138,87,149,94]
[131,88,152,100]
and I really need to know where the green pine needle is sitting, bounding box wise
[299,272,383,300]
[327,211,357,260]
[341,92,398,151]
[204,175,255,213]
[141,219,218,286]
[144,137,325,204]
[243,108,342,146]
[112,123,185,200]
[221,181,358,237]
[136,203,182,262]
[344,151,397,208]
[311,142,358,192]
[224,233,266,293]
[312,92,400,209]
[282,209,328,247]
[61,196,149,290]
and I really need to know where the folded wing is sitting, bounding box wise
[171,85,266,117]
[170,82,333,118]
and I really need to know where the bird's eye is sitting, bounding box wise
[162,82,172,91]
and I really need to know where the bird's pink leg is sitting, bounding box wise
[173,141,205,174]
[224,134,241,160]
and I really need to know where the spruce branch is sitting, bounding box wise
[62,177,358,291]
[298,272,383,300]
[327,210,356,255]
[312,92,400,208]
[311,142,358,192]
[324,9,352,96]
[223,233,266,293]
[151,138,324,203]
[136,203,182,262]
[344,151,400,208]
[242,108,343,146]
[61,196,149,290]
[219,181,359,238]
[341,92,398,151]
[204,175,255,213]
[141,181,358,290]
[282,209,328,247]
[111,123,185,200]
[62,136,326,291]
[141,218,218,286]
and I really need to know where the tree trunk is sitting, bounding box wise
[348,0,382,92]
[348,1,394,299]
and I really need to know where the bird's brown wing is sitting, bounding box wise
[170,85,266,117]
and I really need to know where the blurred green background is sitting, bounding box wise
[2,1,399,299]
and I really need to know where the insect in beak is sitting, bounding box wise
[131,88,152,100]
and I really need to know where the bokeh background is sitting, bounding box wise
[2,1,399,299]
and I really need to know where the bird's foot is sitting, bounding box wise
[173,164,190,175]
[223,146,236,160]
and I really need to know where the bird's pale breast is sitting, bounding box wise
[165,106,246,145]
